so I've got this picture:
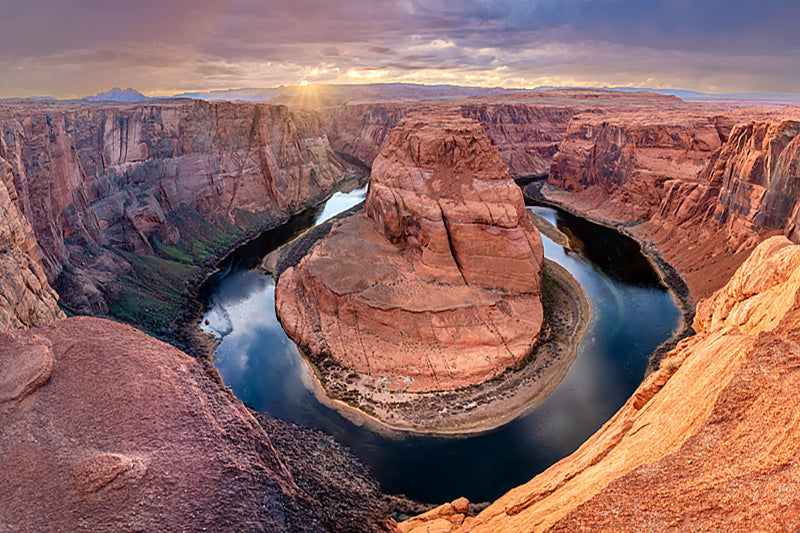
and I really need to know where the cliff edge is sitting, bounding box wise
[0,153,64,331]
[403,235,800,532]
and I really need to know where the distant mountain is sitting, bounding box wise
[602,86,800,105]
[173,83,525,106]
[0,95,58,102]
[84,87,149,102]
[74,84,800,107]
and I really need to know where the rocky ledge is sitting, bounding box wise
[0,316,391,532]
[276,111,561,428]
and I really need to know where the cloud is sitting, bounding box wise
[0,0,797,97]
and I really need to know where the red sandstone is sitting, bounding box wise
[277,111,544,392]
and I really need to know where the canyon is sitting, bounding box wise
[0,99,359,340]
[2,89,800,531]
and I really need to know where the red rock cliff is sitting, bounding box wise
[0,149,64,330]
[458,102,577,177]
[277,111,544,393]
[402,235,800,532]
[548,109,730,222]
[322,91,686,180]
[544,108,800,298]
[322,101,578,178]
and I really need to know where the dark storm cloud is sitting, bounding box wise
[0,0,797,97]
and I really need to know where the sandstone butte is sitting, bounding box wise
[401,235,800,532]
[276,111,545,392]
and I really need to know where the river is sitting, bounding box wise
[199,185,682,503]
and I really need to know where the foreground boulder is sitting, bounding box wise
[277,111,544,393]
[0,316,389,532]
[422,235,800,532]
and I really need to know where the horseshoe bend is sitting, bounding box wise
[1,87,800,531]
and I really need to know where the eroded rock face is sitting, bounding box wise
[0,153,64,331]
[0,317,389,532]
[321,91,682,180]
[544,109,800,299]
[0,100,353,318]
[277,112,544,392]
[711,121,800,248]
[549,110,728,222]
[443,236,800,532]
[459,102,578,177]
[365,111,544,292]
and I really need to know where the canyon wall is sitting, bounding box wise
[321,91,687,180]
[458,102,577,177]
[403,235,800,532]
[673,119,800,250]
[0,152,64,330]
[544,108,800,298]
[0,100,356,334]
[321,101,580,177]
[548,109,731,222]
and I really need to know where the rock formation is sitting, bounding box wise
[0,316,390,532]
[0,153,64,330]
[0,100,356,331]
[459,102,576,177]
[543,108,800,299]
[321,90,684,179]
[401,236,800,532]
[548,109,731,222]
[277,111,544,392]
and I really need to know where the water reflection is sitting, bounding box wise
[315,185,368,224]
[200,202,682,503]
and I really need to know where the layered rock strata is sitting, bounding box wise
[321,90,685,179]
[543,108,800,299]
[277,112,544,393]
[658,119,800,250]
[548,109,731,222]
[0,316,390,532]
[403,236,800,532]
[0,154,64,330]
[0,100,355,332]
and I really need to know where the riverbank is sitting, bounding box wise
[524,181,696,372]
[265,210,591,434]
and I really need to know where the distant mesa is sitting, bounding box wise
[276,110,545,394]
[84,87,149,102]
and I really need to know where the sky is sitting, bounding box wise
[0,0,798,98]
